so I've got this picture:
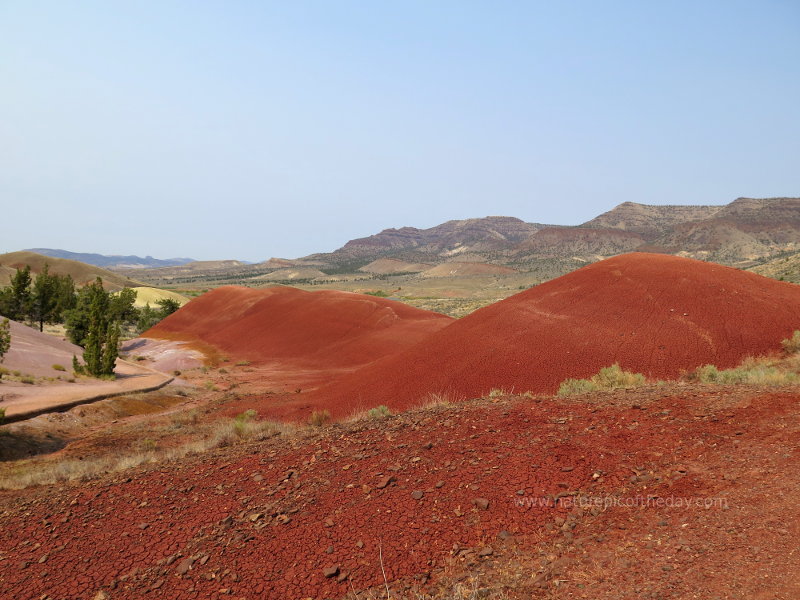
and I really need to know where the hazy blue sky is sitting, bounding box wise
[2,1,798,261]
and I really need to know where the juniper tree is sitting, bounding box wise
[31,264,58,331]
[101,320,120,376]
[0,318,10,362]
[1,266,32,321]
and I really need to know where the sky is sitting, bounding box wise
[1,1,799,262]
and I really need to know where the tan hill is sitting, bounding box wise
[251,267,329,282]
[127,287,190,308]
[514,226,646,258]
[258,257,298,269]
[748,250,800,283]
[419,261,516,278]
[657,197,800,263]
[0,251,141,291]
[358,258,432,274]
[581,201,722,239]
[329,216,546,258]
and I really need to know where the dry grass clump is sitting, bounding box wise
[418,391,462,410]
[688,355,799,385]
[781,330,800,354]
[308,410,331,427]
[558,363,647,396]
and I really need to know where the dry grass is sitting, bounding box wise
[688,355,800,385]
[0,411,295,490]
[558,364,648,396]
[782,330,800,354]
[308,409,332,427]
[349,405,393,422]
[418,391,463,410]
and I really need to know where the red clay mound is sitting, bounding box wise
[306,253,800,415]
[144,286,452,368]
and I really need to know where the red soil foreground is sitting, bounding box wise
[144,286,452,370]
[1,385,798,599]
[294,253,800,418]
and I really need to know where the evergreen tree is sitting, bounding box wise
[156,297,181,317]
[65,278,107,346]
[136,303,161,333]
[81,279,110,377]
[0,318,10,362]
[110,287,138,325]
[101,320,120,375]
[53,274,77,318]
[31,264,58,331]
[4,266,32,321]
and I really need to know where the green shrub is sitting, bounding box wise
[691,360,798,385]
[235,360,251,367]
[557,378,598,396]
[233,409,258,437]
[20,376,35,384]
[782,330,800,354]
[52,364,66,372]
[367,405,392,419]
[593,364,646,388]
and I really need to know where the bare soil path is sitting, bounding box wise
[1,359,173,422]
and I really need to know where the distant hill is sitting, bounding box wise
[0,251,141,291]
[123,196,800,288]
[581,202,722,239]
[748,249,800,283]
[26,248,195,269]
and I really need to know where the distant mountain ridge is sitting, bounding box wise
[26,248,195,269]
[306,197,800,270]
[52,196,799,288]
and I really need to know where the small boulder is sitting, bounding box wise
[323,565,340,578]
[472,497,490,510]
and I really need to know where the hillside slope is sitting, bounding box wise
[305,253,800,416]
[144,286,453,369]
[0,251,140,290]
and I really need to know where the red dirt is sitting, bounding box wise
[293,253,800,418]
[1,384,798,599]
[144,286,453,370]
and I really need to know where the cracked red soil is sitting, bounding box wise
[1,383,799,599]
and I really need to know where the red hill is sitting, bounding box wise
[144,286,452,369]
[305,253,800,416]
